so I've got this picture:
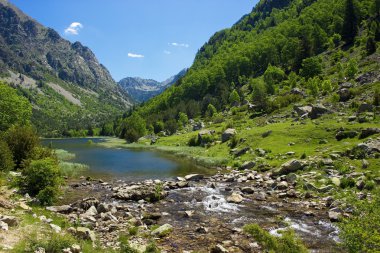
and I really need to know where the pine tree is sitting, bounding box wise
[342,0,358,44]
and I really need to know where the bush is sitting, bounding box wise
[4,125,40,168]
[339,191,380,252]
[243,224,308,253]
[21,158,62,205]
[14,232,76,253]
[345,60,358,80]
[340,177,356,189]
[188,135,200,147]
[300,57,322,79]
[0,140,14,171]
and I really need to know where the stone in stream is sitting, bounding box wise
[184,174,204,181]
[241,187,254,194]
[226,193,243,204]
[151,224,173,237]
[328,211,341,222]
[96,203,110,214]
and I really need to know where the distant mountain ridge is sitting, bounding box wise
[0,0,133,136]
[118,68,187,103]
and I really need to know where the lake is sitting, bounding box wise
[43,138,213,182]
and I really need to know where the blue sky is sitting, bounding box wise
[10,0,257,82]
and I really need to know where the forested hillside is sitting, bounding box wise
[0,0,133,136]
[115,0,378,139]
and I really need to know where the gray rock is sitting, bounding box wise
[277,181,288,190]
[85,206,98,216]
[46,205,72,214]
[240,161,256,170]
[226,193,243,203]
[50,224,61,233]
[310,104,331,119]
[357,103,373,113]
[286,173,298,184]
[272,159,304,176]
[294,105,312,117]
[0,221,8,231]
[76,227,96,241]
[96,203,110,214]
[336,130,358,141]
[253,192,267,201]
[151,224,173,237]
[222,128,237,142]
[338,88,351,102]
[70,244,81,253]
[328,211,341,222]
[211,244,229,253]
[359,128,380,139]
[241,187,254,194]
[185,174,204,181]
[0,216,18,227]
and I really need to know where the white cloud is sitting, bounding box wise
[164,50,171,55]
[128,53,144,58]
[170,42,189,48]
[64,22,83,35]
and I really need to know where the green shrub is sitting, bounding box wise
[340,177,356,189]
[128,226,139,236]
[13,232,76,253]
[300,57,322,79]
[339,191,380,252]
[4,125,40,168]
[119,234,139,253]
[243,224,308,253]
[364,180,376,191]
[21,158,62,205]
[345,60,358,80]
[229,135,239,149]
[0,140,14,171]
[144,241,161,253]
[188,135,200,146]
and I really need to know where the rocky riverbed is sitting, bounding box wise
[44,166,350,253]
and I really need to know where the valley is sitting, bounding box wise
[0,0,379,252]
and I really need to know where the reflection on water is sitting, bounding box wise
[42,138,213,181]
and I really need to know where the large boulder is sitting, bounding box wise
[239,161,256,170]
[272,159,304,176]
[357,103,373,114]
[359,128,380,139]
[184,174,204,181]
[310,104,331,119]
[112,184,167,202]
[46,205,72,214]
[294,105,312,117]
[336,130,358,141]
[338,88,351,102]
[222,128,237,142]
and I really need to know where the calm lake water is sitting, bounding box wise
[43,138,212,182]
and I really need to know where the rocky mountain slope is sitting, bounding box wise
[118,69,187,103]
[0,0,133,136]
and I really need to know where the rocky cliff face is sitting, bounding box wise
[0,0,133,135]
[118,69,187,103]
